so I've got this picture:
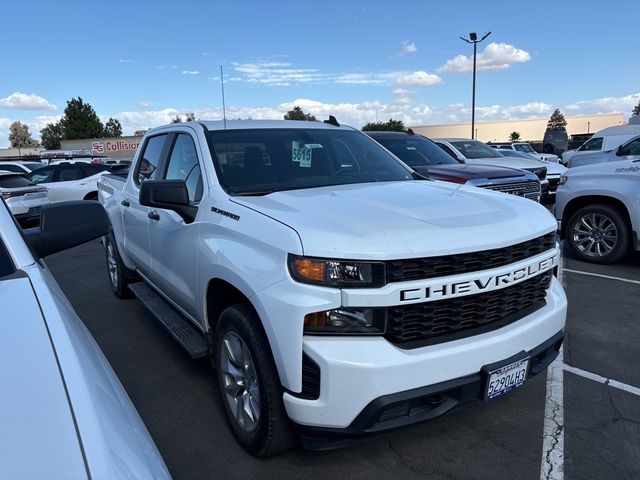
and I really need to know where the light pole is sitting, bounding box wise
[460,31,491,139]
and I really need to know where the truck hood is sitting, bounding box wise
[413,163,527,182]
[232,181,556,259]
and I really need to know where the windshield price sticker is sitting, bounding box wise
[292,141,322,168]
[486,357,529,400]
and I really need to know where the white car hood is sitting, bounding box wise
[233,181,556,259]
[0,274,87,479]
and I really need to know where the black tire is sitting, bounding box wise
[566,204,629,264]
[214,304,296,456]
[105,232,135,298]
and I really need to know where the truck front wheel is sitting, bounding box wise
[105,232,135,298]
[214,304,296,456]
[567,204,629,264]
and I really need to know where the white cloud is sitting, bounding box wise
[392,88,413,95]
[335,72,400,85]
[564,92,640,116]
[232,62,322,86]
[400,41,417,55]
[0,92,57,110]
[201,52,213,56]
[395,71,442,87]
[118,59,138,64]
[182,70,200,75]
[438,42,531,74]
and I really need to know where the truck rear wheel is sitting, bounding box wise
[105,232,135,298]
[214,304,296,456]
[567,204,629,264]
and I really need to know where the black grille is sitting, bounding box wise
[298,354,321,400]
[480,180,540,201]
[547,177,560,193]
[385,271,552,348]
[386,232,556,283]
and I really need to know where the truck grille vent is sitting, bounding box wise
[480,180,540,200]
[298,353,321,400]
[386,232,555,283]
[385,271,552,349]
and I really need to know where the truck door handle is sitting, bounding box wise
[121,199,130,207]
[148,211,160,221]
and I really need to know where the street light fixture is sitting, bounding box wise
[460,31,491,139]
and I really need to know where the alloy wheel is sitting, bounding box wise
[571,212,618,258]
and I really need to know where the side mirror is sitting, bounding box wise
[139,180,196,222]
[24,201,109,258]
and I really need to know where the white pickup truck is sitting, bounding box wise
[555,159,640,263]
[99,119,567,456]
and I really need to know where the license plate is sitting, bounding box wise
[485,357,530,400]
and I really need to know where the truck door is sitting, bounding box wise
[122,134,169,276]
[147,132,203,319]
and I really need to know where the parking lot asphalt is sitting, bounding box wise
[46,241,640,480]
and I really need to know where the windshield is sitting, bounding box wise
[206,128,413,194]
[451,140,503,159]
[498,150,535,160]
[513,143,535,153]
[372,135,459,166]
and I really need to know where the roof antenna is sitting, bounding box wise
[220,65,228,131]
[324,115,340,127]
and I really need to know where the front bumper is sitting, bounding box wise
[283,276,566,434]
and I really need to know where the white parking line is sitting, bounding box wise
[563,364,640,397]
[540,260,565,480]
[563,268,640,285]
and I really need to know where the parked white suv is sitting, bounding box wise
[25,162,114,201]
[490,143,559,163]
[555,159,640,263]
[99,120,567,456]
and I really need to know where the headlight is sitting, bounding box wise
[288,254,385,288]
[304,308,386,334]
[559,175,568,185]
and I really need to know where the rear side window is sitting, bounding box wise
[580,137,603,151]
[164,134,203,202]
[0,176,34,188]
[135,134,168,185]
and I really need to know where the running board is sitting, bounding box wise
[128,282,208,359]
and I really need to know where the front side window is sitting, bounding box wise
[375,136,459,166]
[620,138,640,156]
[451,141,503,159]
[207,129,412,194]
[514,144,535,153]
[59,166,85,182]
[579,137,603,151]
[25,166,56,184]
[135,134,167,185]
[164,134,203,202]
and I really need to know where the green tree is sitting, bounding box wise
[60,97,104,140]
[171,115,183,123]
[284,106,316,121]
[632,100,640,117]
[40,122,64,150]
[546,109,567,130]
[103,117,123,137]
[508,131,521,142]
[361,118,405,131]
[185,112,196,122]
[9,121,40,148]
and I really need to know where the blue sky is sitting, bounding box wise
[1,0,638,146]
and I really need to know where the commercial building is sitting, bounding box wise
[61,135,143,160]
[409,113,625,144]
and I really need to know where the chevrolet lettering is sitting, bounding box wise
[400,252,559,303]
